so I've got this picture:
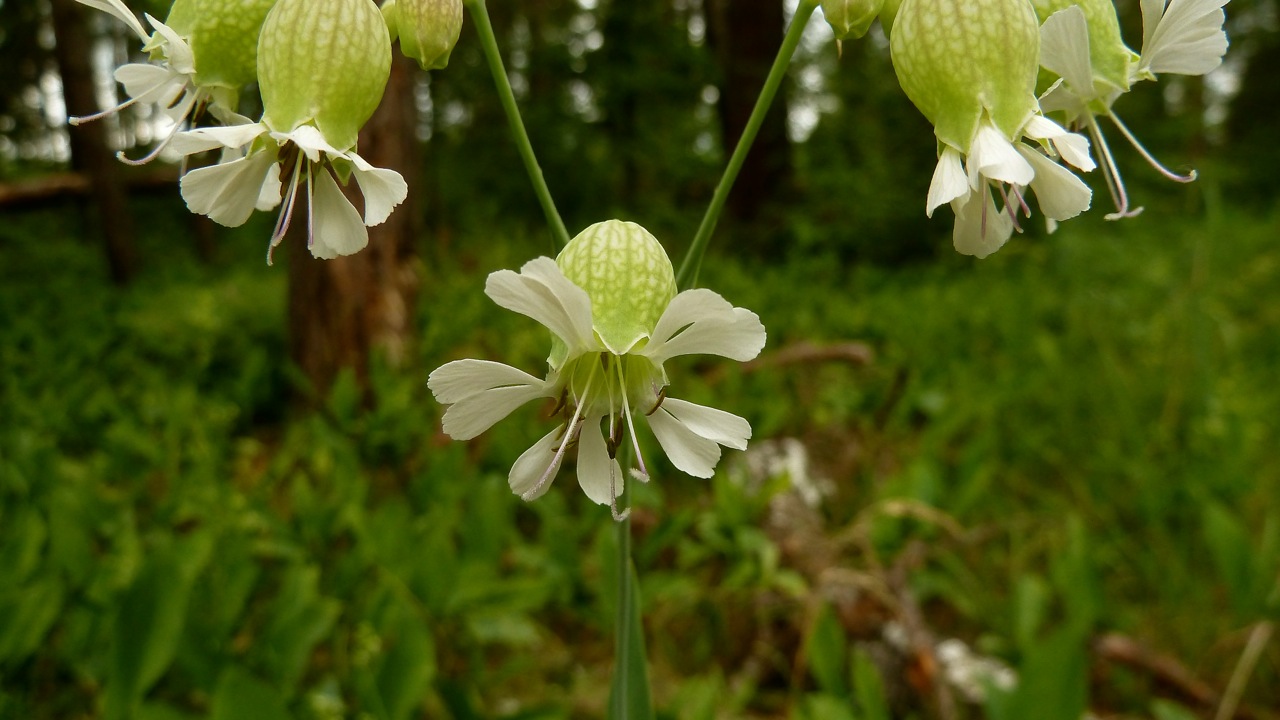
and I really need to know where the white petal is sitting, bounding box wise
[484,258,597,358]
[642,289,766,366]
[169,122,268,155]
[280,124,344,161]
[1023,116,1097,171]
[309,168,368,259]
[430,358,547,403]
[429,360,553,440]
[1038,79,1088,119]
[1139,0,1228,76]
[646,403,722,479]
[144,16,195,74]
[1040,7,1097,97]
[76,0,147,40]
[180,151,277,227]
[1017,146,1092,221]
[970,123,1034,187]
[113,63,183,107]
[576,416,621,505]
[509,425,566,500]
[660,398,751,451]
[951,187,1014,259]
[351,162,408,226]
[927,146,970,217]
[256,164,283,211]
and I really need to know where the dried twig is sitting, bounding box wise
[1215,621,1275,720]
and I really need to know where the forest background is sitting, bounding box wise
[2,0,1279,718]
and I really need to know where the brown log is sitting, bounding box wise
[0,167,179,208]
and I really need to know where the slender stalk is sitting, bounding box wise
[675,0,819,290]
[612,446,634,718]
[463,0,571,250]
[1214,621,1273,720]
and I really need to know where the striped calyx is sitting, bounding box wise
[257,0,391,150]
[556,220,677,355]
[890,0,1041,150]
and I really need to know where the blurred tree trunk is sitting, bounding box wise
[48,0,138,285]
[705,0,791,254]
[287,53,421,403]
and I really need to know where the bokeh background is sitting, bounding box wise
[2,0,1278,718]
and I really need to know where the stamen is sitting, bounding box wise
[305,164,316,251]
[115,92,197,166]
[645,387,668,416]
[614,356,650,483]
[1107,112,1197,183]
[995,183,1025,233]
[267,152,305,265]
[1086,115,1144,220]
[521,357,601,501]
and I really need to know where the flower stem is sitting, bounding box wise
[463,0,571,251]
[613,474,633,717]
[675,0,819,290]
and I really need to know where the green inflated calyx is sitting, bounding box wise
[1031,0,1135,92]
[822,0,885,40]
[556,221,677,355]
[387,0,463,70]
[890,0,1040,150]
[258,0,391,150]
[187,0,278,92]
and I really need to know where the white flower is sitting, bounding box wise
[1038,1,1228,217]
[171,121,407,263]
[925,115,1095,258]
[71,0,202,165]
[429,249,766,520]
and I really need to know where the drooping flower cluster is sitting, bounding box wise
[73,0,462,262]
[830,0,1230,257]
[889,0,1096,258]
[429,220,766,519]
[1034,0,1230,217]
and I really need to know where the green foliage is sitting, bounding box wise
[4,194,1280,717]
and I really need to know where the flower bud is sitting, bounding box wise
[1032,0,1135,93]
[385,0,463,70]
[556,220,678,355]
[821,0,884,40]
[257,0,391,150]
[890,0,1040,150]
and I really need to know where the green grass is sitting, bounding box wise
[2,193,1278,719]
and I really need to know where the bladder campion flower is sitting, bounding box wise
[890,0,1096,257]
[1035,0,1229,217]
[428,220,767,520]
[71,0,276,164]
[172,0,407,262]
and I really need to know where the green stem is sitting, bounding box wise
[612,448,633,718]
[675,0,819,289]
[463,0,571,251]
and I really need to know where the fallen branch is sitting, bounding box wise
[0,166,179,207]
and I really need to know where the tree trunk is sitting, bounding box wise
[48,0,138,284]
[287,53,421,403]
[705,0,792,254]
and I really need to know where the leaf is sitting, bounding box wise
[1151,699,1201,720]
[800,694,858,720]
[1204,502,1251,613]
[1012,573,1049,652]
[1000,625,1087,720]
[211,666,293,720]
[607,562,653,720]
[261,564,341,692]
[851,647,890,720]
[806,603,848,696]
[0,576,64,663]
[106,530,214,720]
[375,603,437,720]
